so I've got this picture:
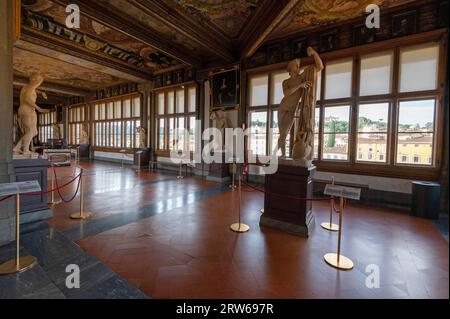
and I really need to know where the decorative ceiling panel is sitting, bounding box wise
[170,0,262,38]
[22,0,182,72]
[13,48,125,90]
[271,0,417,38]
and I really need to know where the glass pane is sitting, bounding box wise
[398,100,435,133]
[188,87,196,113]
[271,72,289,105]
[357,134,387,163]
[123,99,131,118]
[107,102,113,119]
[397,133,433,166]
[169,118,175,150]
[358,103,389,133]
[324,105,350,133]
[314,107,320,159]
[189,116,196,152]
[158,93,165,115]
[133,97,141,117]
[177,117,185,151]
[176,89,185,113]
[249,74,268,106]
[360,52,393,96]
[316,71,322,101]
[249,111,267,156]
[159,118,165,150]
[325,59,353,100]
[114,101,121,119]
[323,134,349,160]
[168,91,175,114]
[400,44,439,92]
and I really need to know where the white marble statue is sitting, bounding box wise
[210,110,231,149]
[80,125,89,145]
[135,126,147,149]
[52,123,62,139]
[277,47,324,167]
[13,74,50,155]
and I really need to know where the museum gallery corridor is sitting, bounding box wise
[1,161,447,299]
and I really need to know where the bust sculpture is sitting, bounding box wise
[277,47,324,167]
[13,73,50,155]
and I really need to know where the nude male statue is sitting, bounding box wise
[277,47,324,160]
[13,74,50,155]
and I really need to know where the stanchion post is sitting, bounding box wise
[0,194,37,275]
[230,168,250,233]
[70,168,93,220]
[321,176,339,232]
[177,161,184,179]
[48,164,62,206]
[324,196,353,270]
[229,162,237,190]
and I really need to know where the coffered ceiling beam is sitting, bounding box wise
[239,0,302,60]
[52,0,201,66]
[20,28,152,82]
[14,75,90,96]
[127,0,234,62]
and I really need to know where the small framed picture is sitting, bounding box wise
[210,66,240,111]
[392,10,417,38]
[353,24,376,46]
[319,30,338,52]
[292,37,308,58]
[266,44,282,65]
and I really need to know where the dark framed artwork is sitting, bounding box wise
[266,44,282,65]
[353,24,376,46]
[392,10,417,38]
[292,37,308,58]
[319,30,338,52]
[210,66,240,111]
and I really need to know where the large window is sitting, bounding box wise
[247,38,444,178]
[38,110,56,143]
[156,85,197,154]
[68,105,85,145]
[92,94,141,149]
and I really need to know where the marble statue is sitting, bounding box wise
[52,124,62,139]
[80,125,89,145]
[277,47,324,167]
[135,126,147,149]
[13,74,50,155]
[210,110,231,149]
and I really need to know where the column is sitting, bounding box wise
[0,0,16,245]
[138,82,154,149]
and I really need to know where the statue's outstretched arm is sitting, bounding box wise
[283,80,312,97]
[307,47,324,72]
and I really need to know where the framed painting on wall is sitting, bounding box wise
[210,66,240,111]
[392,10,417,38]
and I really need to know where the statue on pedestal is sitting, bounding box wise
[135,126,147,149]
[80,125,89,145]
[52,124,62,140]
[277,47,324,167]
[210,110,231,150]
[13,74,50,155]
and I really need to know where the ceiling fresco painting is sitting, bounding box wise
[22,0,182,72]
[170,0,261,37]
[13,48,125,90]
[271,0,417,38]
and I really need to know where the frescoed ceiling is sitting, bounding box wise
[13,48,125,90]
[170,0,262,38]
[270,0,418,38]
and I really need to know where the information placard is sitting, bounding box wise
[324,184,361,200]
[0,181,41,197]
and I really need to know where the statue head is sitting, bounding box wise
[30,73,44,87]
[287,59,301,76]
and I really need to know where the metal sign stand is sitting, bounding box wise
[321,177,339,232]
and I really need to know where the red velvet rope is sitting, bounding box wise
[53,167,82,203]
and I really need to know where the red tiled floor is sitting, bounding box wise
[46,161,449,299]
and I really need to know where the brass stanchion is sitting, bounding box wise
[70,168,92,220]
[0,194,37,275]
[324,197,353,270]
[48,164,62,206]
[230,172,250,233]
[229,162,237,190]
[321,177,339,232]
[177,162,184,179]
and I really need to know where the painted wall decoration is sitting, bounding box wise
[271,0,416,38]
[210,67,240,111]
[172,0,261,37]
[22,0,181,72]
[13,48,124,90]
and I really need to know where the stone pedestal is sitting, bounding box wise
[13,158,52,224]
[205,151,231,183]
[79,144,91,159]
[133,148,151,169]
[260,162,316,237]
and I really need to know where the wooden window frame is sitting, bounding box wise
[38,110,56,143]
[68,104,86,145]
[246,29,447,180]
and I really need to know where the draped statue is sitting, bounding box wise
[277,47,324,167]
[13,74,50,155]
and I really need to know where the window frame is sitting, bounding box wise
[68,104,86,145]
[246,30,446,180]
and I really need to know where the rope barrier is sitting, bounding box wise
[53,167,82,203]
